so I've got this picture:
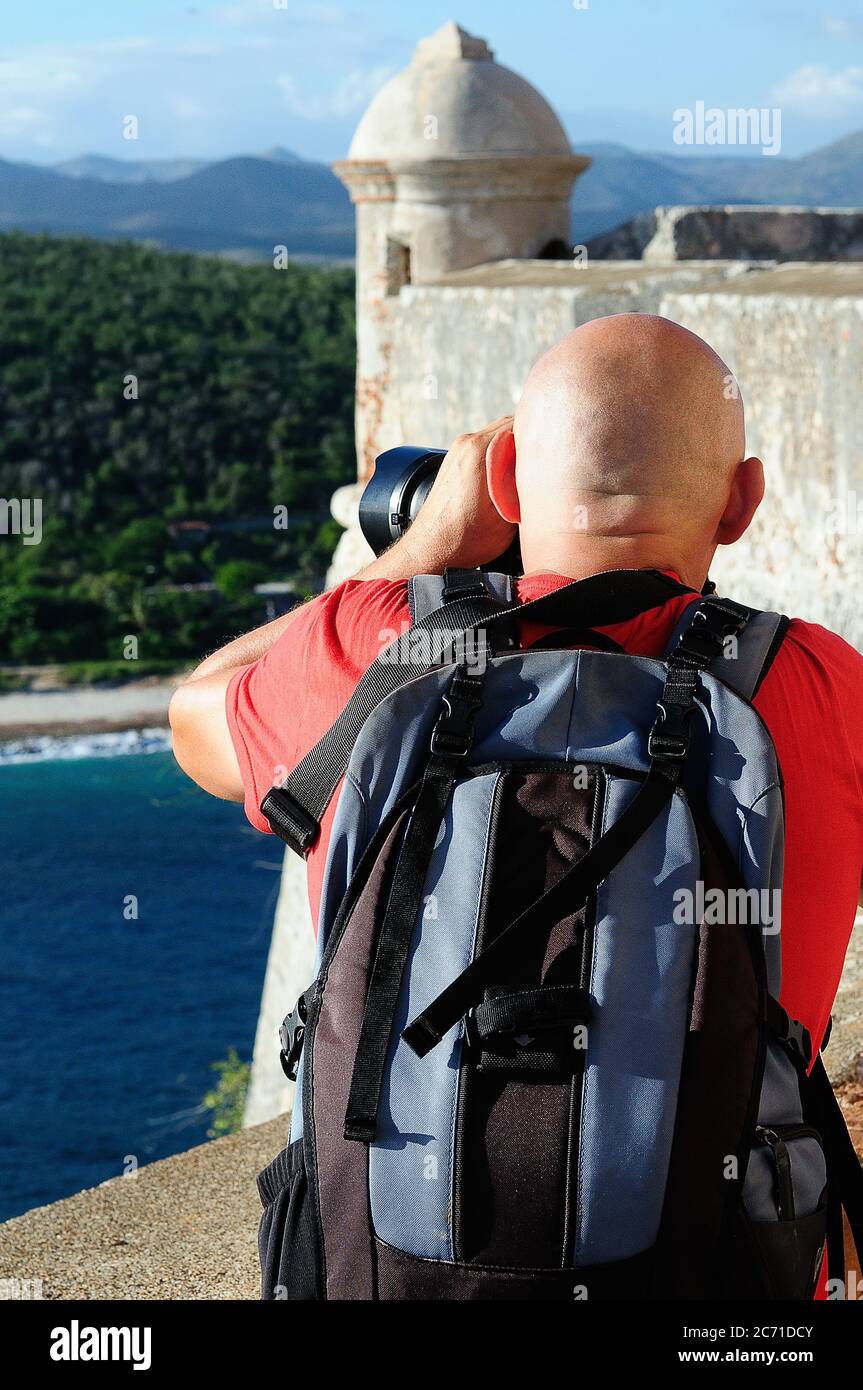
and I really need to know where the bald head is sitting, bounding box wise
[487,314,762,586]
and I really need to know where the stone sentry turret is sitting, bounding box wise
[327,20,590,580]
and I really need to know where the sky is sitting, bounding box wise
[1,0,862,166]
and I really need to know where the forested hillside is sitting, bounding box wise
[0,233,355,664]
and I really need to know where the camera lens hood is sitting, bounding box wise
[359,446,446,556]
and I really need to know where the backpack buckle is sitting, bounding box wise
[682,600,750,663]
[260,787,320,858]
[785,1015,812,1069]
[647,699,694,761]
[430,667,485,760]
[279,986,314,1082]
[441,569,487,604]
[766,994,812,1069]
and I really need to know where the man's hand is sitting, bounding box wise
[397,417,516,573]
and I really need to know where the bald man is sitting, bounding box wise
[492,313,761,585]
[170,312,862,1080]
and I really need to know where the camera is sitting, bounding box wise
[359,445,522,574]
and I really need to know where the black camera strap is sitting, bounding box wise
[260,567,697,857]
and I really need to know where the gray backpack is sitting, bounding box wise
[257,568,863,1300]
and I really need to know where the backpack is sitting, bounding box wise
[256,567,863,1301]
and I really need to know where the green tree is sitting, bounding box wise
[214,558,269,602]
[0,232,356,664]
[202,1049,251,1138]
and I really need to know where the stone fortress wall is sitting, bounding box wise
[244,22,863,1127]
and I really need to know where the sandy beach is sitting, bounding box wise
[0,680,177,741]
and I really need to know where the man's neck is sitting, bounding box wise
[519,536,710,593]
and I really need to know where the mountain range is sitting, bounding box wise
[0,147,354,259]
[572,132,863,242]
[1,133,862,260]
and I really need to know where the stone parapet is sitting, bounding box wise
[587,206,863,263]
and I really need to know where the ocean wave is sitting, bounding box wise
[0,726,173,765]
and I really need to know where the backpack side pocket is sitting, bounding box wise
[741,1126,828,1299]
[257,1139,322,1300]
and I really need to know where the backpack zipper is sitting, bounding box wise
[563,768,607,1265]
[755,1124,823,1222]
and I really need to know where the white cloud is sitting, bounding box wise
[772,63,863,111]
[823,16,863,40]
[278,64,394,119]
[0,105,46,133]
[171,97,206,120]
[0,7,402,163]
[216,1,347,29]
[0,52,89,98]
[216,0,283,24]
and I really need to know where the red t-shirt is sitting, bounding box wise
[227,572,863,1064]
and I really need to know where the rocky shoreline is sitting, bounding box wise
[0,681,176,744]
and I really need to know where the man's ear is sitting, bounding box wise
[486,424,520,524]
[714,456,764,546]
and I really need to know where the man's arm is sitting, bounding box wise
[169,418,514,801]
[168,537,417,802]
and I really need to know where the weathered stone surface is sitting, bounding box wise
[660,267,863,633]
[374,259,755,466]
[243,851,314,1128]
[0,1115,290,1300]
[327,481,373,585]
[830,916,863,1086]
[347,20,574,164]
[414,21,493,65]
[587,206,863,263]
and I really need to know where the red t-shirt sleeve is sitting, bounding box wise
[226,578,410,833]
[754,618,863,1055]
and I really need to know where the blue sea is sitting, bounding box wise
[0,734,282,1222]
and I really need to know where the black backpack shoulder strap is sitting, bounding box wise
[664,595,790,703]
[802,1054,863,1285]
[263,568,516,856]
